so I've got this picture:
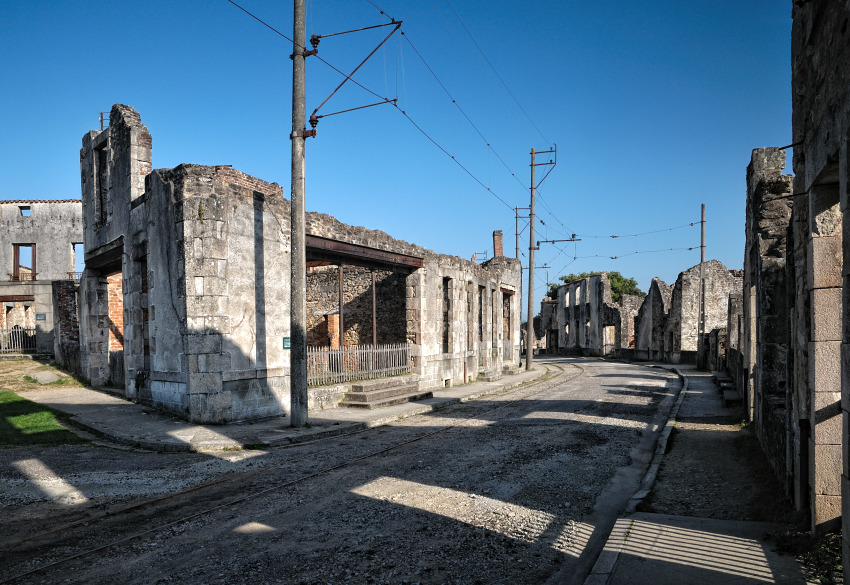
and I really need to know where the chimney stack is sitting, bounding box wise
[493,230,503,257]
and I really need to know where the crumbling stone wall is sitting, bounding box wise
[791,0,847,536]
[52,280,80,370]
[555,273,634,358]
[633,278,672,361]
[78,104,520,422]
[663,261,742,364]
[305,265,406,347]
[534,299,558,353]
[0,200,83,357]
[742,147,794,503]
[0,200,83,281]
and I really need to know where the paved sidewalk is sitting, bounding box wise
[17,366,549,452]
[584,367,807,585]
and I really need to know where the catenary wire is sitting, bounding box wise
[442,0,552,148]
[226,0,517,213]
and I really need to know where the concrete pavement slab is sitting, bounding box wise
[16,365,550,452]
[587,512,805,584]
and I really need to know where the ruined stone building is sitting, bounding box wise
[554,273,641,357]
[742,0,850,540]
[533,297,558,353]
[661,260,743,365]
[67,104,521,423]
[741,148,797,519]
[0,200,83,354]
[633,278,672,361]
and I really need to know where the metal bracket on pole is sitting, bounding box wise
[290,129,317,139]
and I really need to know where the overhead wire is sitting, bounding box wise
[225,0,516,212]
[362,0,580,243]
[575,221,701,239]
[441,0,552,148]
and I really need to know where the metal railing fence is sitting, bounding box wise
[307,343,411,387]
[0,327,37,353]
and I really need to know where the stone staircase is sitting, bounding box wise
[341,375,432,409]
[712,371,742,406]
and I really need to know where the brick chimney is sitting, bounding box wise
[493,230,503,257]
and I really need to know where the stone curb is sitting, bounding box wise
[63,366,550,453]
[583,366,688,585]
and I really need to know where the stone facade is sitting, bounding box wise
[0,200,83,355]
[790,0,848,539]
[741,148,796,512]
[74,104,521,423]
[554,273,638,357]
[533,298,558,353]
[633,278,672,361]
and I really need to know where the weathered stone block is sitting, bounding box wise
[188,372,222,395]
[809,341,841,394]
[186,333,222,354]
[811,287,842,341]
[813,391,842,444]
[813,443,843,495]
[813,494,842,532]
[807,236,842,289]
[203,237,228,260]
[198,352,232,372]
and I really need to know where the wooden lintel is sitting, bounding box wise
[306,234,424,270]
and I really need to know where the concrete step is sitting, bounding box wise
[350,375,418,392]
[345,382,420,403]
[343,390,434,409]
[481,373,502,382]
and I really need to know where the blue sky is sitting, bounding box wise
[0,1,791,319]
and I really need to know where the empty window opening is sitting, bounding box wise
[12,244,35,281]
[467,282,473,348]
[72,243,85,279]
[19,206,30,217]
[478,285,485,342]
[95,144,108,225]
[442,277,451,353]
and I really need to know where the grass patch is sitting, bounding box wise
[0,390,87,446]
[23,375,38,384]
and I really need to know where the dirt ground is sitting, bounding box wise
[1,358,682,585]
[642,411,796,524]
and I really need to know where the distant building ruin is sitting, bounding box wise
[68,104,521,423]
[553,273,641,358]
[0,200,82,355]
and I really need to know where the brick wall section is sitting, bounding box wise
[305,265,406,347]
[106,272,123,351]
[52,280,80,370]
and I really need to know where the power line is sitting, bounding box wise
[441,0,552,147]
[393,105,515,211]
[226,0,516,213]
[401,33,528,194]
[576,221,700,239]
[226,0,391,104]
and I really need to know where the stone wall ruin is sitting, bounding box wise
[75,104,521,423]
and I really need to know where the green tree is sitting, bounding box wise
[547,271,645,303]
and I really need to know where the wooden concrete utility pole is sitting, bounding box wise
[526,149,536,371]
[290,0,308,426]
[698,203,706,369]
[525,146,556,370]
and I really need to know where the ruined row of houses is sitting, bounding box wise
[534,3,850,563]
[534,261,742,366]
[2,104,522,424]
